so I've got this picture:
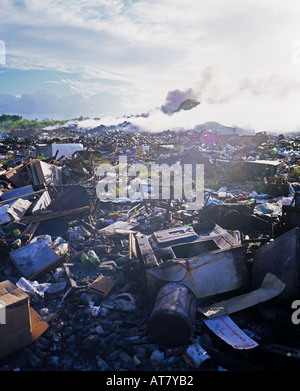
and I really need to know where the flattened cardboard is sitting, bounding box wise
[199,273,286,319]
[30,307,49,341]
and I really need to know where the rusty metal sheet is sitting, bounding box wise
[251,227,300,301]
[147,247,248,299]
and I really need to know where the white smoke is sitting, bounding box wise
[133,69,300,134]
[60,67,300,134]
[130,89,300,134]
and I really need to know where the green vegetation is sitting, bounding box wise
[290,166,300,179]
[0,114,66,134]
[173,99,200,113]
[205,163,249,189]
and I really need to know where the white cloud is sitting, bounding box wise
[1,0,300,130]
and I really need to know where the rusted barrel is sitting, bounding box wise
[148,283,197,347]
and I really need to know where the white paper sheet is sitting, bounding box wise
[203,315,258,349]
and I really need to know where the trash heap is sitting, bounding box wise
[1,130,300,371]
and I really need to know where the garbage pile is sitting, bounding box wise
[1,130,300,371]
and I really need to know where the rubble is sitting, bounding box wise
[1,129,300,373]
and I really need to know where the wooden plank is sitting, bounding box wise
[87,274,117,298]
[20,206,90,224]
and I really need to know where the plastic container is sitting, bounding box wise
[12,239,22,249]
[13,229,21,238]
[87,250,101,267]
[80,252,90,264]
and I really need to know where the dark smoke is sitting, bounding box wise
[160,66,218,114]
[161,87,198,114]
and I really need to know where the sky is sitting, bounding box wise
[1,0,300,133]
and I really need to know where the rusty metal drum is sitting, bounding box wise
[148,282,197,347]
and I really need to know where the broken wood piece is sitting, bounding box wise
[21,221,40,243]
[20,206,90,224]
[87,274,117,298]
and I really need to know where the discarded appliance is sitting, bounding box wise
[251,227,300,301]
[9,240,60,279]
[132,222,249,300]
[148,282,197,347]
[37,143,84,159]
[0,280,48,359]
[243,160,283,179]
[30,160,62,186]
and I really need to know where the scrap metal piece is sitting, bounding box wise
[134,223,249,300]
[251,227,300,301]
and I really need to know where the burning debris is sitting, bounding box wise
[1,128,300,372]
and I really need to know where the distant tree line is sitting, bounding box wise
[0,114,66,133]
[0,114,23,122]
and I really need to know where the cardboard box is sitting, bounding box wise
[0,280,48,360]
[0,280,32,359]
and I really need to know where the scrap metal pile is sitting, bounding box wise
[1,129,300,371]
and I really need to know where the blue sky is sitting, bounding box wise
[1,0,300,132]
